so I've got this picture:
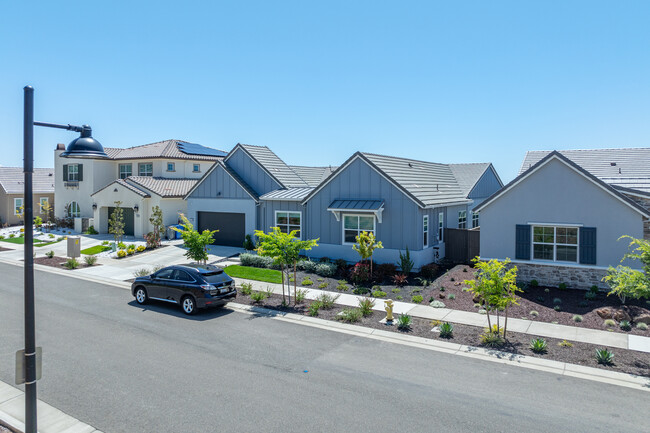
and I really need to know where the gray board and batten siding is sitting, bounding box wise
[188,163,257,201]
[224,147,282,196]
[478,156,646,269]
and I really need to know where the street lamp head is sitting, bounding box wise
[60,125,109,159]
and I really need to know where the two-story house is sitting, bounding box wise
[55,139,225,237]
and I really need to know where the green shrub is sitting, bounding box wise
[430,300,446,308]
[117,242,126,250]
[636,322,648,330]
[559,340,573,348]
[84,255,97,266]
[308,301,322,316]
[396,295,403,300]
[530,338,548,354]
[589,285,599,294]
[603,319,616,327]
[250,291,268,303]
[584,291,597,301]
[8,234,15,238]
[301,278,313,286]
[136,245,146,252]
[337,308,362,323]
[595,348,614,365]
[316,293,339,309]
[396,314,412,330]
[416,277,430,287]
[529,279,539,287]
[65,258,79,269]
[619,320,632,331]
[474,302,481,308]
[101,240,109,245]
[372,290,387,298]
[314,263,337,277]
[572,315,583,323]
[391,288,401,294]
[57,236,65,241]
[336,283,348,291]
[398,247,414,275]
[447,293,456,300]
[49,234,55,239]
[133,267,151,278]
[265,287,274,298]
[536,296,545,302]
[0,235,4,240]
[553,297,562,304]
[240,282,253,295]
[439,322,453,339]
[544,288,550,293]
[45,250,55,258]
[529,310,539,317]
[117,250,127,258]
[318,282,328,289]
[295,288,308,304]
[352,287,369,295]
[553,305,561,312]
[85,225,98,235]
[480,328,504,348]
[358,298,375,316]
[240,253,275,268]
[558,282,567,290]
[411,295,423,304]
[578,301,589,307]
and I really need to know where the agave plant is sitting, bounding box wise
[619,320,632,331]
[595,348,615,365]
[396,314,412,330]
[439,322,453,339]
[529,337,548,354]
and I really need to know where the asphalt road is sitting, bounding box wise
[0,262,648,433]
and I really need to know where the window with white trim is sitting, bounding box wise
[119,164,132,179]
[66,201,80,218]
[438,212,444,241]
[532,225,578,262]
[138,163,153,176]
[275,211,301,239]
[458,210,467,229]
[423,215,429,248]
[67,164,79,181]
[14,198,24,216]
[39,198,48,214]
[471,211,479,228]
[343,214,375,244]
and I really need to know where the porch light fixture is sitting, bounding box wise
[133,204,139,213]
[21,86,107,433]
[92,203,97,210]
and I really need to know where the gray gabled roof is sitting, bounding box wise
[520,148,650,193]
[237,144,309,188]
[0,167,55,194]
[289,165,338,187]
[259,187,314,201]
[360,153,471,207]
[449,163,499,196]
[103,139,226,161]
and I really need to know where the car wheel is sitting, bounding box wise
[181,296,196,315]
[135,287,148,305]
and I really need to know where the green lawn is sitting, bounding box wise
[80,245,112,255]
[0,236,59,247]
[224,265,282,284]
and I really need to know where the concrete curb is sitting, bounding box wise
[0,381,102,433]
[227,302,650,392]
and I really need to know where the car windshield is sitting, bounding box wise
[202,272,226,284]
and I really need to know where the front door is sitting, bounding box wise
[107,206,135,236]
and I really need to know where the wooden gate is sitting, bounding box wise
[444,228,480,264]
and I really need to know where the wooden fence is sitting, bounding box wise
[444,228,480,264]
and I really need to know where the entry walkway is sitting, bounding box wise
[232,277,650,354]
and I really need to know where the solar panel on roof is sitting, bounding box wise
[177,141,227,157]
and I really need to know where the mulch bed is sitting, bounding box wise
[233,292,650,378]
[288,264,650,336]
[32,256,101,269]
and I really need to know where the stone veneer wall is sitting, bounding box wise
[513,263,609,290]
[621,193,650,240]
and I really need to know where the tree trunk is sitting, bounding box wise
[281,264,286,303]
[485,300,492,330]
[503,306,509,340]
[294,262,298,306]
[370,257,373,278]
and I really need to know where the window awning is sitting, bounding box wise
[327,199,385,223]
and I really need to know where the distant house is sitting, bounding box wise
[186,144,502,268]
[475,149,650,289]
[0,167,55,226]
[55,139,225,237]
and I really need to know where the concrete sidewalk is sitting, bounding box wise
[0,381,102,433]
[232,277,650,354]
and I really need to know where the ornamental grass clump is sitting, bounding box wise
[316,293,339,309]
[295,288,308,304]
[358,298,375,317]
[480,325,505,348]
[84,255,98,266]
[337,308,362,323]
[46,250,55,258]
[396,314,412,331]
[65,258,79,269]
[250,291,268,303]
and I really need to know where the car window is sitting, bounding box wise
[173,270,194,282]
[156,269,174,279]
[203,272,227,284]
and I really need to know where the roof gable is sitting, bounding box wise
[475,151,650,217]
[224,144,309,188]
[184,161,258,201]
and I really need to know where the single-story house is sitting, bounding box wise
[0,167,55,226]
[185,143,503,268]
[475,149,650,289]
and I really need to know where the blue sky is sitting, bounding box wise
[1,0,649,182]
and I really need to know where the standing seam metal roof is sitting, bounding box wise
[259,187,314,201]
[328,199,384,210]
[238,144,309,188]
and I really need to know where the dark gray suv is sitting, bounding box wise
[131,264,236,315]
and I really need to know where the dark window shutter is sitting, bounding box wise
[62,164,68,181]
[78,164,83,181]
[580,227,597,265]
[515,225,531,260]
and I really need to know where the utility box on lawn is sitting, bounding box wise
[67,236,81,258]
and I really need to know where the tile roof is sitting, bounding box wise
[125,177,198,198]
[520,148,650,193]
[448,163,493,197]
[360,153,470,207]
[328,199,384,210]
[259,187,314,201]
[103,139,226,161]
[238,144,309,187]
[92,179,151,198]
[289,165,338,187]
[0,167,55,194]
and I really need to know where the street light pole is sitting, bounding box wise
[23,86,37,433]
[20,86,108,433]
